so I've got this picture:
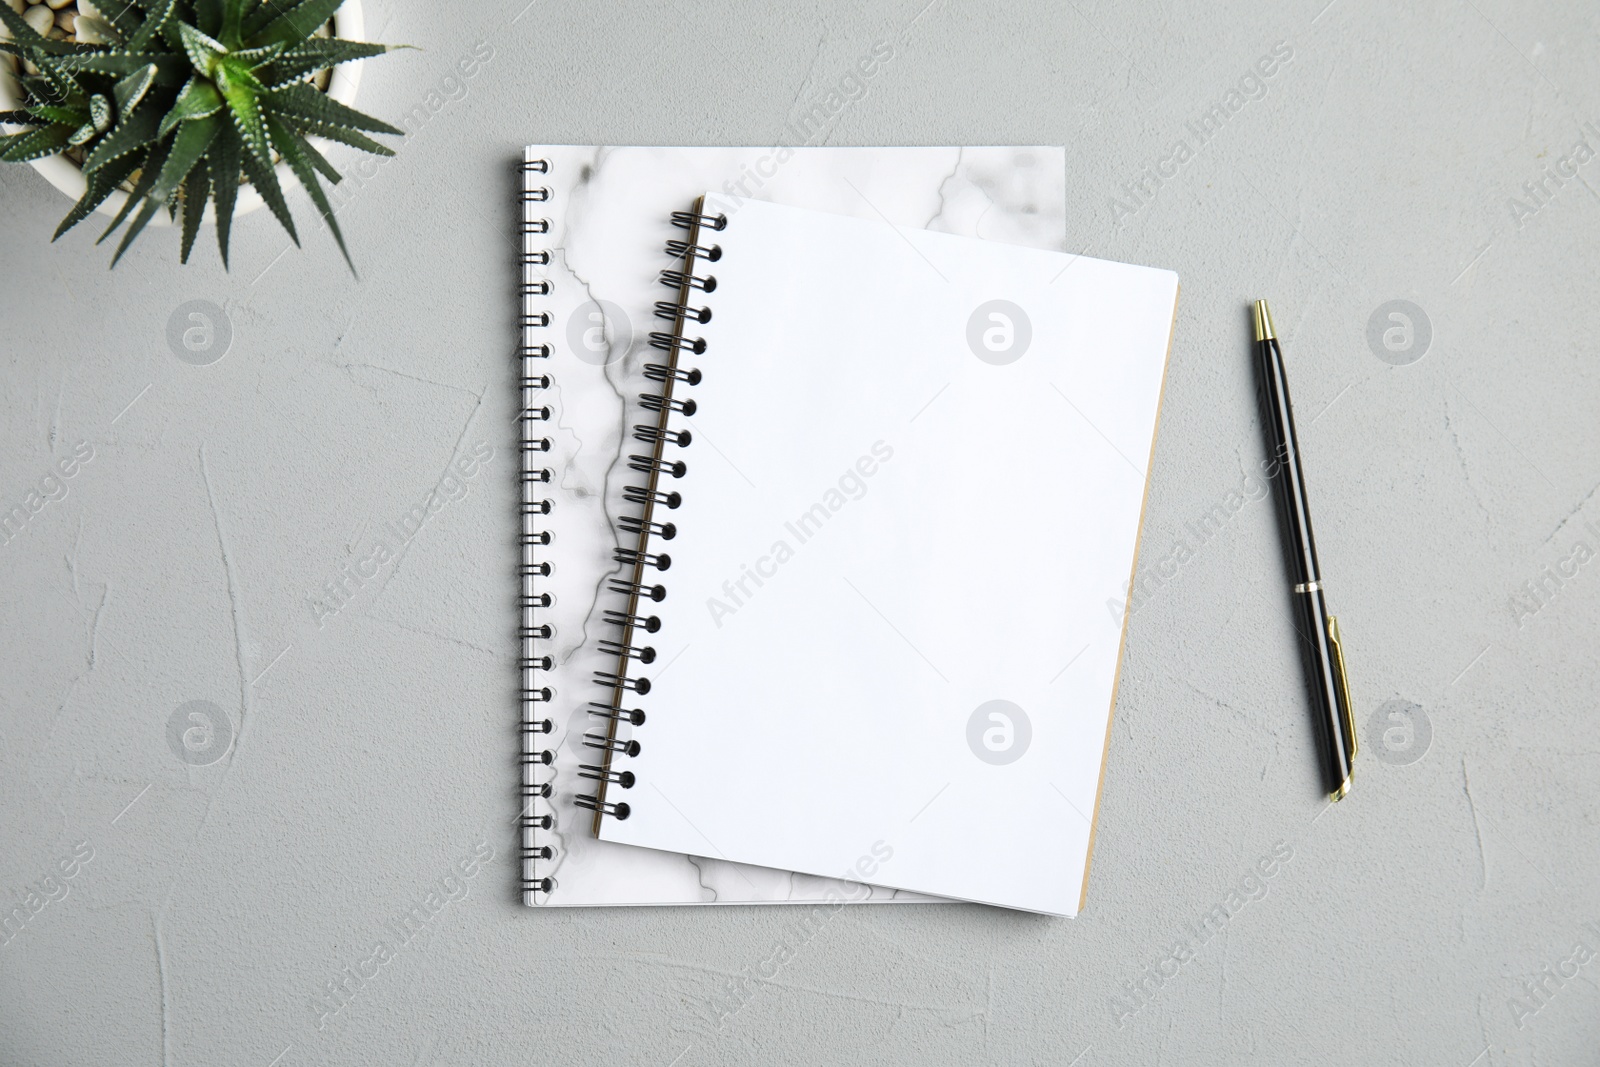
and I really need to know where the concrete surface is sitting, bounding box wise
[3,0,1599,1064]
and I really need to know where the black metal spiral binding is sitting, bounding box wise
[627,455,687,481]
[588,700,646,725]
[519,154,555,903]
[598,636,657,662]
[573,796,631,819]
[671,208,728,231]
[584,733,642,756]
[637,393,697,417]
[592,670,650,695]
[617,514,678,540]
[659,268,717,293]
[576,195,725,834]
[606,576,666,602]
[647,332,707,356]
[655,300,711,325]
[578,764,637,788]
[603,609,660,633]
[643,363,703,385]
[622,483,682,508]
[632,424,692,447]
[612,548,671,572]
[664,239,721,262]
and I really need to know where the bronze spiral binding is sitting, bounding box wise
[578,195,724,836]
[519,154,555,902]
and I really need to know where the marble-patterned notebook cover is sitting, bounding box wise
[597,198,1178,916]
[524,146,1067,906]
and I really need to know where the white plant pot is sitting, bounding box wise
[0,0,365,225]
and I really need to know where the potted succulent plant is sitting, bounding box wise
[0,0,402,269]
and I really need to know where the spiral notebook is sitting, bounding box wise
[576,197,1177,916]
[520,149,1179,916]
[518,146,1072,907]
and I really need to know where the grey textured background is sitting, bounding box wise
[3,0,1599,1064]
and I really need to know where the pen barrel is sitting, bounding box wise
[1290,585,1352,793]
[1255,338,1322,586]
[1256,337,1352,794]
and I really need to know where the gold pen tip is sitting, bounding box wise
[1253,299,1276,343]
[1330,776,1351,802]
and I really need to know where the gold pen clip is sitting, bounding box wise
[1326,615,1356,799]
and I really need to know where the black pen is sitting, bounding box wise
[1253,300,1357,800]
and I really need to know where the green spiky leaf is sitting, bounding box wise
[29,59,84,102]
[158,78,223,137]
[81,104,162,172]
[219,0,247,48]
[257,38,388,85]
[237,129,298,247]
[209,122,242,267]
[147,111,220,203]
[261,81,401,135]
[292,126,341,183]
[0,5,48,47]
[126,0,179,52]
[25,104,89,126]
[53,52,188,84]
[98,136,170,243]
[243,0,343,48]
[89,93,113,130]
[177,21,225,76]
[180,158,211,262]
[109,194,163,266]
[215,56,272,168]
[53,150,144,240]
[266,114,354,273]
[191,0,224,38]
[279,117,394,157]
[1,36,99,58]
[111,63,158,118]
[215,52,265,92]
[76,16,123,46]
[100,2,142,42]
[0,124,74,162]
[231,42,288,66]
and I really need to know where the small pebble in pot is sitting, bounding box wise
[22,3,53,34]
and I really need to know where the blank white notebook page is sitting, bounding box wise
[599,197,1178,916]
